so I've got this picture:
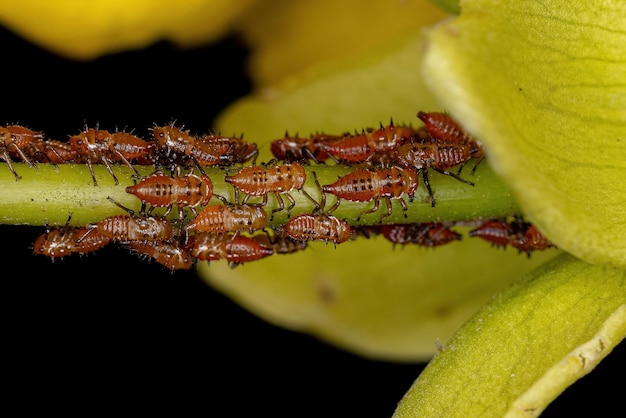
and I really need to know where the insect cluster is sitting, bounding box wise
[1,112,556,272]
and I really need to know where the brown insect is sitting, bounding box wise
[124,240,194,272]
[270,132,336,163]
[81,197,175,243]
[253,230,309,255]
[185,232,274,266]
[32,213,112,261]
[151,123,257,170]
[224,161,311,220]
[417,111,477,144]
[318,121,427,165]
[125,170,219,217]
[0,125,43,180]
[185,203,269,235]
[468,217,556,257]
[379,222,462,248]
[392,140,483,207]
[278,171,352,246]
[69,126,149,185]
[322,166,420,221]
[27,139,83,165]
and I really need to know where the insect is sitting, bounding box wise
[392,140,483,207]
[185,203,269,235]
[0,125,43,180]
[81,197,175,243]
[224,161,311,220]
[69,126,149,186]
[417,111,477,145]
[151,123,257,170]
[125,169,219,218]
[318,121,422,164]
[378,222,462,248]
[468,217,556,257]
[322,166,420,221]
[124,240,194,272]
[27,139,83,165]
[270,131,336,163]
[253,229,309,255]
[185,232,274,266]
[32,213,112,261]
[279,171,352,246]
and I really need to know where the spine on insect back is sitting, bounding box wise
[0,113,556,271]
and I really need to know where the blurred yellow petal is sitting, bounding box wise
[421,0,626,268]
[235,0,449,87]
[200,237,557,361]
[393,254,626,417]
[207,28,559,361]
[0,0,258,59]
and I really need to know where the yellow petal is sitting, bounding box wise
[235,0,449,87]
[421,1,626,268]
[393,254,626,417]
[0,0,258,59]
[207,29,559,361]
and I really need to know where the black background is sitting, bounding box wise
[1,24,623,416]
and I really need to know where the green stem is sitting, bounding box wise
[0,161,519,227]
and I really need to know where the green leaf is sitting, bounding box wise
[393,254,626,417]
[421,0,626,268]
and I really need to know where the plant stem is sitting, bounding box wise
[0,161,519,227]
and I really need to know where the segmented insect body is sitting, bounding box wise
[0,125,44,179]
[379,222,462,247]
[33,226,112,260]
[270,132,337,163]
[124,240,193,272]
[93,214,174,242]
[69,128,146,185]
[322,166,419,221]
[417,111,477,144]
[468,218,555,257]
[253,230,309,255]
[28,140,82,165]
[224,162,309,219]
[200,133,259,166]
[185,233,274,265]
[33,215,113,261]
[152,124,257,169]
[280,213,352,246]
[185,203,268,234]
[125,171,215,217]
[319,122,424,164]
[392,141,481,207]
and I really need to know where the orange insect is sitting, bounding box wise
[224,161,311,220]
[322,166,420,221]
[185,232,274,266]
[379,222,462,248]
[0,125,43,180]
[125,170,219,217]
[185,203,268,235]
[151,123,257,170]
[270,132,336,163]
[82,197,175,243]
[278,171,352,246]
[32,213,112,261]
[468,217,556,257]
[124,240,194,272]
[69,127,149,185]
[318,121,426,164]
[417,111,477,144]
[392,140,483,207]
[28,139,83,165]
